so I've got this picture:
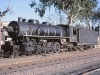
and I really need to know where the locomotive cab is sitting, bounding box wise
[68,26,78,43]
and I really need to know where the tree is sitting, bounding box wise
[91,8,100,31]
[0,0,10,26]
[0,0,10,18]
[47,11,67,25]
[29,1,46,18]
[92,8,100,25]
[29,0,98,26]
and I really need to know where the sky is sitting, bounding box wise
[0,0,100,24]
[0,0,56,23]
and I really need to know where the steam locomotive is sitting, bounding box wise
[1,17,98,57]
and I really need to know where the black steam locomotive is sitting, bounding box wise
[1,17,98,57]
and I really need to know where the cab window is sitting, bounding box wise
[73,28,76,35]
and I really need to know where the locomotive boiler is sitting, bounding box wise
[5,18,66,38]
[1,17,98,57]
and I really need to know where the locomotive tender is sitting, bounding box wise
[1,17,98,57]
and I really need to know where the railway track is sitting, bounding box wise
[0,48,100,75]
[0,48,99,67]
[82,68,100,75]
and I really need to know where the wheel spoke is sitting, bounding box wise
[47,42,54,54]
[54,42,60,53]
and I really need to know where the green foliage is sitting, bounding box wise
[29,1,36,8]
[29,0,46,17]
[29,0,98,25]
[92,8,100,24]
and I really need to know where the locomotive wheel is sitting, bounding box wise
[54,42,60,53]
[37,42,47,55]
[24,51,33,56]
[13,50,19,58]
[67,43,73,52]
[42,42,47,54]
[89,45,93,50]
[35,42,47,55]
[47,42,54,54]
[62,43,68,52]
[34,49,44,55]
[35,43,41,55]
[83,45,88,50]
[72,46,77,51]
[34,50,39,55]
[3,52,11,58]
[79,45,84,51]
[78,45,84,51]
[64,48,68,52]
[39,50,45,55]
[68,47,73,51]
